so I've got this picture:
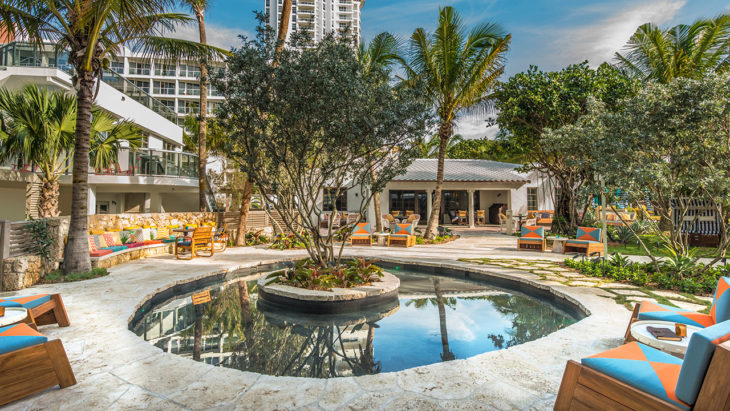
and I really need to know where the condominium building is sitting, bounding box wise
[266,0,365,45]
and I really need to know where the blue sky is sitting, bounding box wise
[173,0,730,137]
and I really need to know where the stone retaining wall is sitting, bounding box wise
[1,255,55,291]
[92,244,174,269]
[88,212,218,232]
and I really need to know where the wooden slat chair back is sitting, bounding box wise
[517,225,546,252]
[175,226,214,260]
[555,319,730,410]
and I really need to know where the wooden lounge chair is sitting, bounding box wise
[350,222,373,246]
[388,223,416,247]
[535,210,553,227]
[517,225,546,252]
[0,323,76,405]
[0,294,70,327]
[555,319,730,410]
[175,226,214,260]
[213,227,228,252]
[624,276,730,342]
[563,227,604,256]
[457,210,468,225]
[475,210,486,225]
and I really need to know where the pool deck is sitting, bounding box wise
[4,232,645,410]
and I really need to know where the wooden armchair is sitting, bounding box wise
[457,210,468,225]
[0,323,76,406]
[213,226,228,253]
[555,319,730,410]
[517,225,546,252]
[350,222,373,246]
[475,210,486,225]
[175,226,214,260]
[563,227,604,256]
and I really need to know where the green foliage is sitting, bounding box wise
[266,258,384,291]
[44,267,108,283]
[565,255,729,294]
[269,231,311,250]
[25,219,54,263]
[89,110,143,170]
[446,136,526,163]
[245,230,270,246]
[417,134,463,158]
[615,15,730,83]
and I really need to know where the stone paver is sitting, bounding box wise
[2,232,634,410]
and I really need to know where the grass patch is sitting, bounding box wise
[43,267,108,283]
[608,234,717,257]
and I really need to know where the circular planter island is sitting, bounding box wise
[257,271,400,314]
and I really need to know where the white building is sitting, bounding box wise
[266,0,365,45]
[0,42,200,220]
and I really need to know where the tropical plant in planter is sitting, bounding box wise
[267,258,384,291]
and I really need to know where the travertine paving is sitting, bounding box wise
[2,235,656,410]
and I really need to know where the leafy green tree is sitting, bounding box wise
[494,62,636,232]
[615,15,730,83]
[0,0,229,272]
[0,85,141,218]
[216,31,431,267]
[402,6,511,239]
[446,136,526,163]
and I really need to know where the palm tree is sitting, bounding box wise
[0,85,142,218]
[432,278,455,361]
[417,134,464,158]
[276,0,294,57]
[403,7,510,239]
[615,15,730,83]
[358,32,401,232]
[180,0,212,212]
[0,0,229,272]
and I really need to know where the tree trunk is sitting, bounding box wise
[63,71,94,273]
[424,122,451,239]
[235,178,254,246]
[551,180,573,234]
[196,8,209,212]
[238,280,251,326]
[275,0,294,58]
[39,178,60,218]
[193,306,203,361]
[370,166,382,232]
[433,277,454,361]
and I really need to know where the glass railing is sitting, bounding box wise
[103,71,178,123]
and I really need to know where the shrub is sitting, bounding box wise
[44,267,108,283]
[269,231,311,250]
[266,258,384,291]
[245,230,270,246]
[25,219,54,263]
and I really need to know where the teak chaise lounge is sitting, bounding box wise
[175,226,214,260]
[563,226,604,256]
[350,222,373,246]
[0,323,76,405]
[0,294,70,327]
[624,276,730,342]
[517,225,546,252]
[554,319,730,410]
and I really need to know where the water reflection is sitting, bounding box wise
[133,270,577,377]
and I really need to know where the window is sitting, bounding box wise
[154,62,176,76]
[323,188,347,212]
[158,99,175,110]
[178,100,199,114]
[180,64,201,78]
[128,61,151,75]
[153,81,175,95]
[207,102,220,114]
[179,82,200,96]
[527,187,538,211]
[208,84,221,96]
[339,6,347,11]
[110,61,124,73]
[133,80,149,93]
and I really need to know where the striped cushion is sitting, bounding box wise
[711,277,730,324]
[88,235,99,252]
[352,223,371,236]
[638,301,714,328]
[94,234,108,249]
[676,319,730,404]
[520,225,544,238]
[103,233,121,247]
[394,223,414,236]
[0,323,48,355]
[576,227,602,242]
[582,342,688,409]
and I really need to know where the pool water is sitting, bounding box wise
[132,268,580,378]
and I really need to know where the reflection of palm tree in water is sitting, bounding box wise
[433,278,455,361]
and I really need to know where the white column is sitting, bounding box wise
[468,189,475,228]
[87,185,97,215]
[426,189,433,223]
[149,192,162,213]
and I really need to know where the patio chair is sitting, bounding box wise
[405,210,414,217]
[554,319,730,410]
[517,225,546,252]
[406,213,420,228]
[499,213,508,233]
[175,226,214,260]
[391,210,401,218]
[388,223,416,247]
[319,213,330,229]
[346,213,360,226]
[624,277,730,342]
[475,210,486,225]
[350,222,372,246]
[563,227,604,256]
[0,294,70,327]
[0,323,76,406]
[536,210,553,227]
[382,214,395,232]
[457,210,468,225]
[213,226,228,252]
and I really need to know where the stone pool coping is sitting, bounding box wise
[4,247,630,410]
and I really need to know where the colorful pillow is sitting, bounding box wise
[393,223,414,236]
[576,227,601,242]
[711,277,730,324]
[88,235,99,252]
[352,223,371,236]
[94,234,108,249]
[520,226,544,238]
[103,233,120,247]
[133,228,151,243]
[156,227,170,239]
[676,319,730,405]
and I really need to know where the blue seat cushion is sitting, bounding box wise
[565,239,597,246]
[162,238,177,243]
[178,241,192,247]
[1,294,51,309]
[582,341,688,409]
[519,237,544,243]
[102,245,128,252]
[676,319,730,405]
[0,323,48,355]
[389,234,412,238]
[0,300,23,308]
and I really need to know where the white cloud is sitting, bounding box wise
[454,116,499,140]
[550,0,686,66]
[167,22,248,50]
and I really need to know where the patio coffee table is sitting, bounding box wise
[0,307,28,327]
[547,236,567,253]
[374,232,390,246]
[630,320,701,358]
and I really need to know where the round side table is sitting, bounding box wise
[547,236,567,253]
[0,307,29,327]
[630,320,701,358]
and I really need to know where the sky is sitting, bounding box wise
[173,0,730,138]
